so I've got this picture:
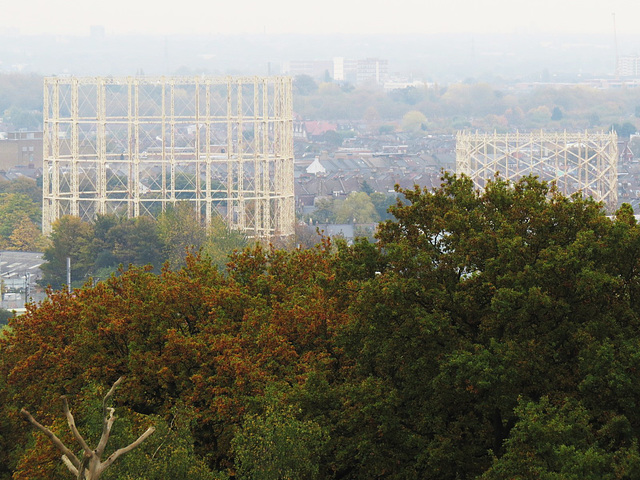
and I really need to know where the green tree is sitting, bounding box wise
[40,215,94,289]
[551,106,564,120]
[482,397,640,480]
[202,214,247,270]
[13,173,640,479]
[611,121,637,138]
[109,216,163,270]
[0,177,42,203]
[321,130,343,147]
[334,192,379,224]
[310,198,335,224]
[401,110,427,134]
[157,202,207,268]
[293,75,318,96]
[370,192,396,221]
[232,402,327,480]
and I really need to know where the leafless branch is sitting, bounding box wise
[96,377,123,456]
[20,408,81,471]
[99,426,156,473]
[61,396,92,454]
[22,376,154,480]
[61,455,78,476]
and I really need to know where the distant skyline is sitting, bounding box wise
[2,0,640,37]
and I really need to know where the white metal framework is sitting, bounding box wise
[456,131,618,210]
[43,76,295,239]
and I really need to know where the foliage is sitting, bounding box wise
[202,215,247,270]
[309,198,335,224]
[10,174,640,478]
[310,191,385,225]
[7,216,49,251]
[401,110,427,133]
[334,192,379,224]
[0,177,42,204]
[0,309,13,327]
[551,106,564,121]
[482,397,640,480]
[292,75,318,96]
[232,400,327,480]
[611,121,637,138]
[0,193,42,248]
[40,215,95,290]
[369,192,396,221]
[157,202,207,268]
[39,205,246,288]
[106,404,228,480]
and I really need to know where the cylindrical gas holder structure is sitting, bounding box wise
[43,76,295,239]
[456,130,618,211]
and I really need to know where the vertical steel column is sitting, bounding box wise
[273,78,283,234]
[71,78,79,217]
[42,80,52,233]
[205,80,212,225]
[97,78,107,215]
[170,80,176,205]
[237,79,245,230]
[161,80,167,212]
[253,78,262,237]
[133,78,141,217]
[283,76,295,235]
[262,78,270,235]
[226,77,234,225]
[194,77,202,220]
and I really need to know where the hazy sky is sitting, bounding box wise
[3,0,640,36]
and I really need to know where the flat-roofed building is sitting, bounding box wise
[0,131,43,170]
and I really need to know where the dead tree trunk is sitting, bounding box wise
[21,377,155,480]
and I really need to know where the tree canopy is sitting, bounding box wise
[5,174,640,478]
[39,204,247,289]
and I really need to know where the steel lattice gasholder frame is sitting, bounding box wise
[43,76,295,239]
[456,130,618,211]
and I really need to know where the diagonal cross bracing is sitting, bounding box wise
[43,76,295,239]
[456,131,618,210]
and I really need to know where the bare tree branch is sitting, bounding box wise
[95,407,116,457]
[96,377,123,456]
[20,408,81,470]
[61,395,92,454]
[22,376,154,480]
[61,455,79,476]
[99,426,156,473]
[102,377,123,412]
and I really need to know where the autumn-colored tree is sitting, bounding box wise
[9,174,640,479]
[0,192,41,247]
[7,215,48,251]
[1,239,348,476]
[0,176,42,203]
